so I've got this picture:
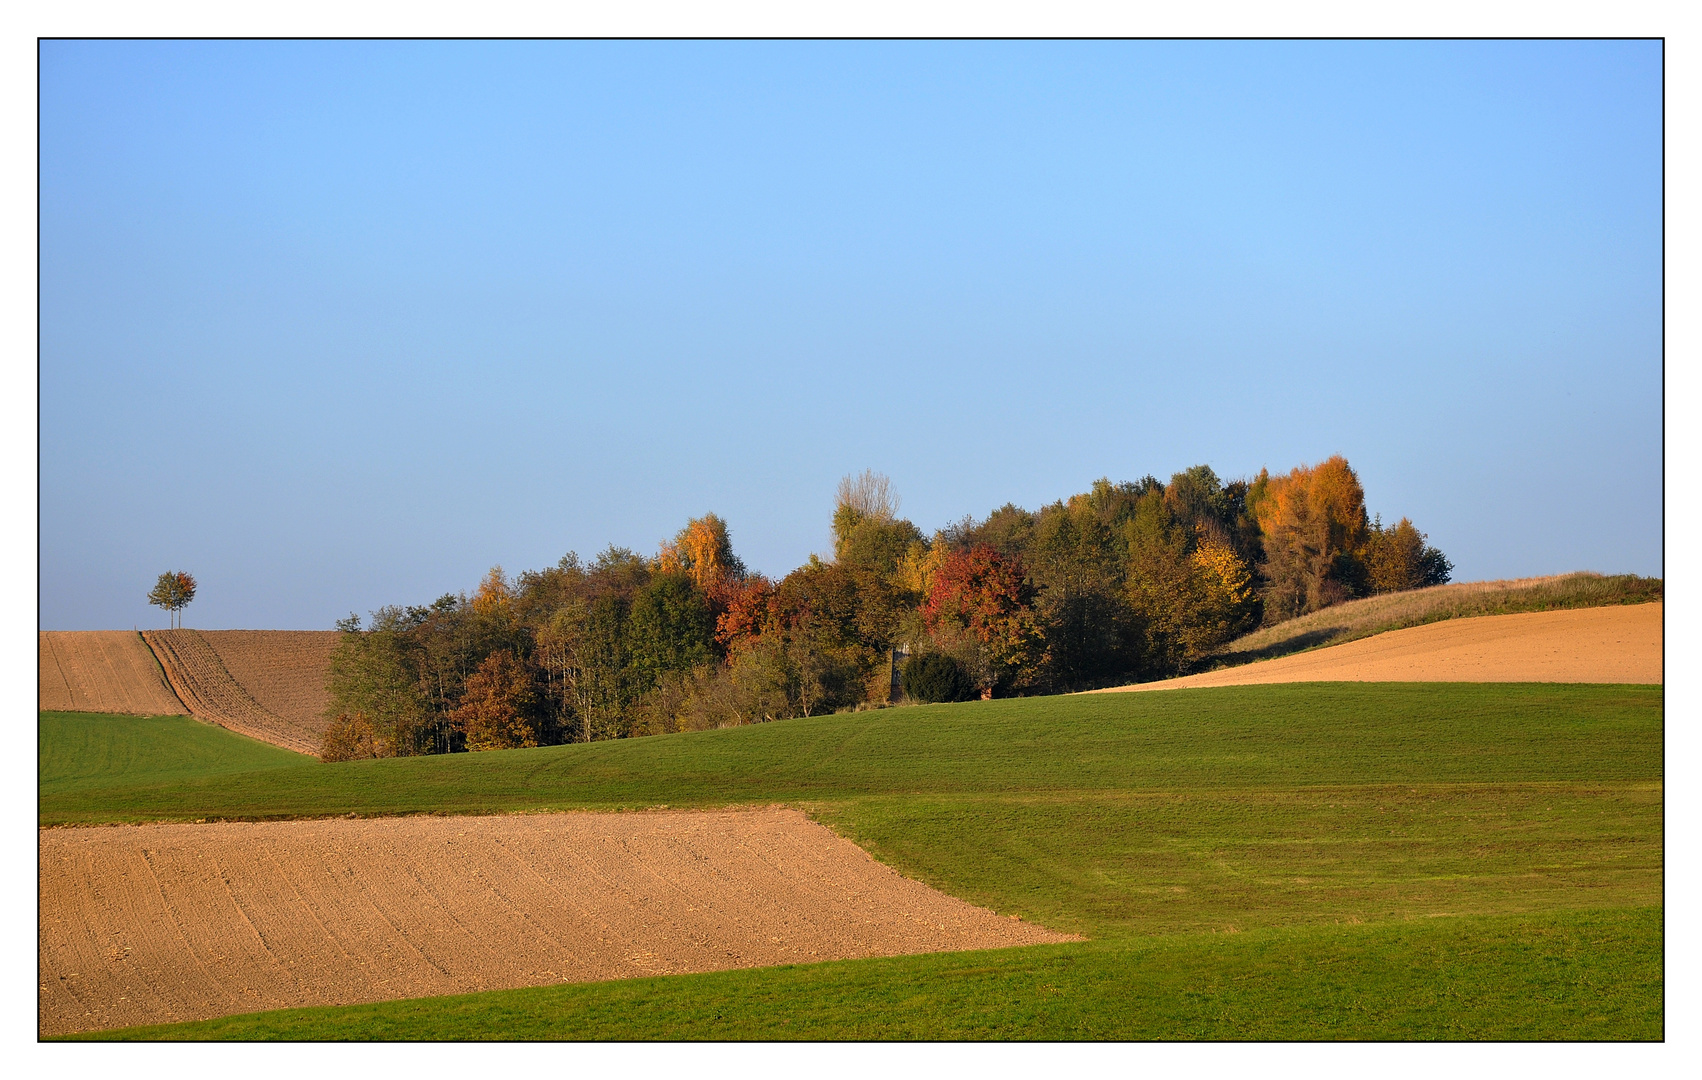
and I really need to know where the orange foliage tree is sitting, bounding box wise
[658,513,751,643]
[1251,455,1369,621]
[657,513,745,592]
[450,650,540,751]
[714,575,776,655]
[328,461,1450,746]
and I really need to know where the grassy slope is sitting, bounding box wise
[93,908,1660,1041]
[1204,573,1662,671]
[43,684,1663,1040]
[41,684,1659,823]
[41,711,312,798]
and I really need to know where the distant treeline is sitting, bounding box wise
[322,455,1449,759]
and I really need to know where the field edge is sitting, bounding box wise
[65,905,1662,1042]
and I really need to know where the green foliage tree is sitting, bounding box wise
[832,469,900,558]
[838,515,924,576]
[1026,498,1134,688]
[902,652,975,703]
[1123,475,1262,676]
[1416,543,1454,588]
[579,592,637,741]
[1163,465,1230,535]
[633,611,865,733]
[945,502,1037,562]
[147,571,197,629]
[626,571,716,693]
[761,561,875,713]
[323,606,437,757]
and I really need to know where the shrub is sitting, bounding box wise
[320,712,386,762]
[902,652,974,703]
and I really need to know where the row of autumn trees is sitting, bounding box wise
[321,455,1450,760]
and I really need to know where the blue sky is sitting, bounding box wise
[39,40,1662,631]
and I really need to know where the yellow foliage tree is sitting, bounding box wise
[470,565,513,617]
[1187,533,1260,649]
[1127,528,1260,675]
[895,537,948,599]
[1361,515,1454,594]
[1193,534,1253,608]
[320,711,388,761]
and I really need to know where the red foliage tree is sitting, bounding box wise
[920,545,1044,695]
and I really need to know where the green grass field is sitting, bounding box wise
[41,683,1663,1040]
[41,711,312,798]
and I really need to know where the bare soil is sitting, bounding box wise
[1100,603,1662,693]
[39,808,1075,1036]
[141,631,336,755]
[1208,572,1658,667]
[39,632,186,716]
[196,631,338,740]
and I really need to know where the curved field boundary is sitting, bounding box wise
[1099,603,1662,693]
[191,631,338,742]
[1208,572,1659,669]
[38,807,1077,1036]
[38,632,186,716]
[141,631,327,756]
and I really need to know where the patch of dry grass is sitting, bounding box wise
[1205,572,1662,671]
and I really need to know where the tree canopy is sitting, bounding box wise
[146,571,197,629]
[322,459,1450,759]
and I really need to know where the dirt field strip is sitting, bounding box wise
[141,630,334,755]
[39,808,1076,1036]
[193,631,339,744]
[38,632,187,716]
[1100,603,1662,693]
[1209,572,1656,665]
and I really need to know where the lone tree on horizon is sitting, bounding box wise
[147,571,197,629]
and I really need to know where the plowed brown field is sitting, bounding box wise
[141,630,337,755]
[38,632,185,716]
[1100,603,1662,693]
[39,808,1075,1036]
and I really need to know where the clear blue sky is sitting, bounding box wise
[40,40,1662,631]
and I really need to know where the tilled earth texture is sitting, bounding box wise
[39,632,186,716]
[141,630,338,755]
[1108,603,1662,693]
[39,808,1075,1036]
